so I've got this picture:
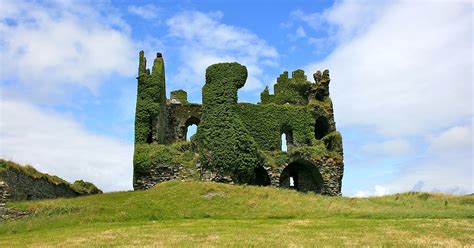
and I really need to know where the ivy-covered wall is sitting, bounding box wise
[260,70,312,105]
[134,51,167,144]
[133,51,344,195]
[170,90,188,104]
[238,103,315,150]
[196,63,258,182]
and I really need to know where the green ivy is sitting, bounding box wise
[196,63,258,182]
[134,51,166,144]
[238,103,316,151]
[260,70,312,105]
[170,90,189,104]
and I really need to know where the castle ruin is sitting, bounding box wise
[133,51,344,195]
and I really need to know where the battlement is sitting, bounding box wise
[260,69,331,106]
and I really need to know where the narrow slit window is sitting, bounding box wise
[281,133,288,152]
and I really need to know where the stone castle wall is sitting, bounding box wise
[0,170,79,201]
[134,164,188,190]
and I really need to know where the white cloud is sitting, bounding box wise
[304,0,472,137]
[298,0,473,196]
[128,4,160,20]
[0,0,136,101]
[382,155,471,195]
[353,125,473,196]
[295,26,306,38]
[166,11,278,92]
[289,2,389,45]
[428,126,472,154]
[287,26,307,43]
[362,138,411,157]
[354,185,388,197]
[0,99,134,192]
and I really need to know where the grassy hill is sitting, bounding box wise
[1,181,473,246]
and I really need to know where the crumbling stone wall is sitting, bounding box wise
[134,164,187,190]
[133,51,344,195]
[0,181,28,222]
[0,181,7,206]
[0,169,79,201]
[165,104,202,143]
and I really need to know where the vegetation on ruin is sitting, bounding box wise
[0,181,473,246]
[134,51,165,144]
[170,90,189,104]
[260,70,312,105]
[133,142,199,179]
[238,103,316,150]
[132,52,343,193]
[0,160,102,195]
[197,63,258,182]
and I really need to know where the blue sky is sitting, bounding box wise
[1,0,472,195]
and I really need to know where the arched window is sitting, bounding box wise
[280,125,293,152]
[186,124,197,141]
[184,116,200,141]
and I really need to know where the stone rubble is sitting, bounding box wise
[0,181,29,222]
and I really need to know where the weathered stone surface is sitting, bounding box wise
[0,180,29,222]
[0,170,79,201]
[134,164,188,190]
[0,160,102,202]
[164,104,202,143]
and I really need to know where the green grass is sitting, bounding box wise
[1,181,473,246]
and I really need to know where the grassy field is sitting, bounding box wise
[1,181,473,247]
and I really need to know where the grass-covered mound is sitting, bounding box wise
[0,181,472,246]
[0,159,102,195]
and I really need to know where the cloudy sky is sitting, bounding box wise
[0,0,472,195]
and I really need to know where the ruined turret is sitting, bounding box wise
[134,51,167,144]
